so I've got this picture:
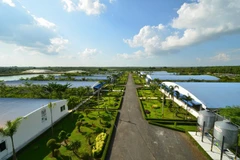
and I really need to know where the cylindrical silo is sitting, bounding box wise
[198,110,215,132]
[214,120,239,149]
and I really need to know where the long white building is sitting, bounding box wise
[0,98,69,160]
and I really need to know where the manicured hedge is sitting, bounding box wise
[101,111,120,160]
[147,118,196,122]
[149,121,186,132]
[152,121,196,126]
[118,96,124,110]
[138,96,147,119]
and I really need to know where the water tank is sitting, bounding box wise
[197,110,215,132]
[214,120,239,149]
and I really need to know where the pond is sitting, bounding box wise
[2,80,99,88]
[175,82,240,109]
[0,74,59,81]
[0,74,108,81]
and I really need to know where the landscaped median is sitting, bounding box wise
[137,87,197,132]
[17,110,119,160]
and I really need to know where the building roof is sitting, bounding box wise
[150,75,219,81]
[175,82,240,109]
[92,82,105,90]
[0,98,60,127]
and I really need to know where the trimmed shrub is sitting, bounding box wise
[104,122,111,128]
[92,132,107,158]
[94,127,103,134]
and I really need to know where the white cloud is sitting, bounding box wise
[2,0,15,7]
[210,53,230,62]
[61,0,106,15]
[0,2,68,55]
[124,0,240,56]
[124,24,165,54]
[61,0,76,12]
[117,50,146,60]
[78,0,106,15]
[79,48,101,58]
[109,0,116,4]
[32,16,56,29]
[47,37,69,53]
[14,46,42,55]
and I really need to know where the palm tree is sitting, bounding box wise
[0,117,22,160]
[181,94,193,106]
[160,83,168,117]
[180,94,193,119]
[44,82,71,99]
[168,85,179,108]
[85,86,92,95]
[150,81,159,95]
[48,102,56,137]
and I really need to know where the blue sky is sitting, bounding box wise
[0,0,240,67]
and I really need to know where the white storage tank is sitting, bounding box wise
[198,110,215,132]
[214,120,239,149]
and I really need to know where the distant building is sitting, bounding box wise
[0,98,68,160]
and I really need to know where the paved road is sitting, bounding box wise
[108,74,207,160]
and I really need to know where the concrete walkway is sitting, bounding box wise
[107,74,207,160]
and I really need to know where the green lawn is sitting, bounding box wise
[81,96,122,110]
[141,99,162,119]
[133,75,145,85]
[17,110,117,160]
[103,85,125,92]
[102,90,124,97]
[137,89,162,97]
[116,73,128,85]
[141,99,196,120]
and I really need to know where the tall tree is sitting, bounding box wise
[0,117,22,160]
[168,85,179,108]
[48,102,56,137]
[160,83,168,117]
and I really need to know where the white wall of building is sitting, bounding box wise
[0,100,68,160]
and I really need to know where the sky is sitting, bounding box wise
[0,0,240,67]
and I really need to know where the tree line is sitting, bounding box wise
[0,82,93,110]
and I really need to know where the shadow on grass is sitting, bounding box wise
[88,116,97,120]
[57,154,72,160]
